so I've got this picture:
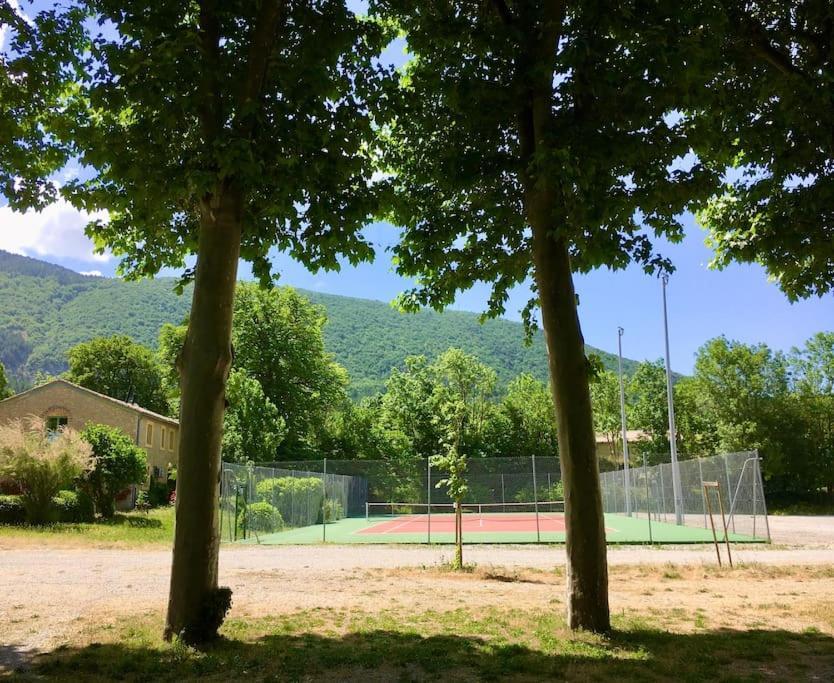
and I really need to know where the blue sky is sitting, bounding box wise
[1,1,831,373]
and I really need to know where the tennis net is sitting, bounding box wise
[365,500,565,521]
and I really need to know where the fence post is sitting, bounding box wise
[659,464,666,523]
[754,452,771,543]
[644,455,652,544]
[532,454,540,542]
[698,457,706,529]
[723,455,736,533]
[427,457,432,544]
[322,457,327,543]
[501,473,505,511]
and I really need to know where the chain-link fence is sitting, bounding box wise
[220,450,769,544]
[599,451,770,541]
[264,456,563,508]
[219,462,367,542]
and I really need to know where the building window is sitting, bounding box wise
[168,429,175,451]
[46,416,68,433]
[145,422,154,447]
[160,426,167,450]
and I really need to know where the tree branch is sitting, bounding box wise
[198,0,223,146]
[236,0,285,137]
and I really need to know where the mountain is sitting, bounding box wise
[0,250,640,397]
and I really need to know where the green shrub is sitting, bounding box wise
[0,418,94,524]
[148,478,170,507]
[0,494,25,525]
[320,498,344,523]
[240,501,284,537]
[52,489,95,523]
[254,476,323,526]
[81,424,148,518]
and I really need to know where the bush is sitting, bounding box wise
[240,501,283,537]
[255,476,323,527]
[0,494,25,524]
[320,498,344,523]
[52,489,95,523]
[0,418,94,524]
[81,424,148,518]
[148,478,170,507]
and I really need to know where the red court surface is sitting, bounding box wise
[358,512,568,535]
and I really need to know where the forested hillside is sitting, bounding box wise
[0,250,638,395]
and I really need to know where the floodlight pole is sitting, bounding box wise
[617,327,632,516]
[661,275,684,525]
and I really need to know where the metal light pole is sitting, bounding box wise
[661,274,684,525]
[617,327,632,516]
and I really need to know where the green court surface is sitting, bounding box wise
[235,513,764,545]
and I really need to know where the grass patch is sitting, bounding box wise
[0,507,174,546]
[18,605,834,681]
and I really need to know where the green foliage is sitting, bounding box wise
[628,361,673,458]
[81,424,148,518]
[147,478,170,508]
[52,489,95,523]
[690,2,834,300]
[0,494,25,525]
[0,251,638,398]
[241,502,284,537]
[590,371,623,463]
[0,360,11,399]
[254,476,323,527]
[371,1,711,326]
[231,284,348,456]
[0,3,85,209]
[66,335,170,415]
[222,370,286,464]
[0,419,94,524]
[321,498,344,524]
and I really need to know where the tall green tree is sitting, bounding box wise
[628,361,671,460]
[590,371,623,464]
[498,373,558,461]
[221,369,286,464]
[371,0,709,631]
[0,361,12,400]
[66,336,169,415]
[691,2,834,299]
[789,333,834,493]
[158,285,350,458]
[33,0,390,641]
[231,284,349,457]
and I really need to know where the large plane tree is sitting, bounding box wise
[690,0,834,300]
[371,0,713,631]
[20,0,390,643]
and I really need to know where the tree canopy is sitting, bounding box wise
[690,1,834,300]
[66,335,169,415]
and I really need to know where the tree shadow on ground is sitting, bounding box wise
[21,626,834,681]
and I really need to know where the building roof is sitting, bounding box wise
[0,378,179,427]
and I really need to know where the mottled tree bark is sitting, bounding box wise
[164,190,242,641]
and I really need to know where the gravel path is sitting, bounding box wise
[1,515,831,672]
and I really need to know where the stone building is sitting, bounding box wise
[0,379,178,484]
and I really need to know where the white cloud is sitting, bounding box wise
[79,270,103,277]
[0,199,111,263]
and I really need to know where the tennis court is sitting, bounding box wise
[222,451,770,546]
[241,510,765,545]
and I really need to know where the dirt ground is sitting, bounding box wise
[1,515,832,673]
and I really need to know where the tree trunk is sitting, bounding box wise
[164,189,242,643]
[531,229,610,633]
